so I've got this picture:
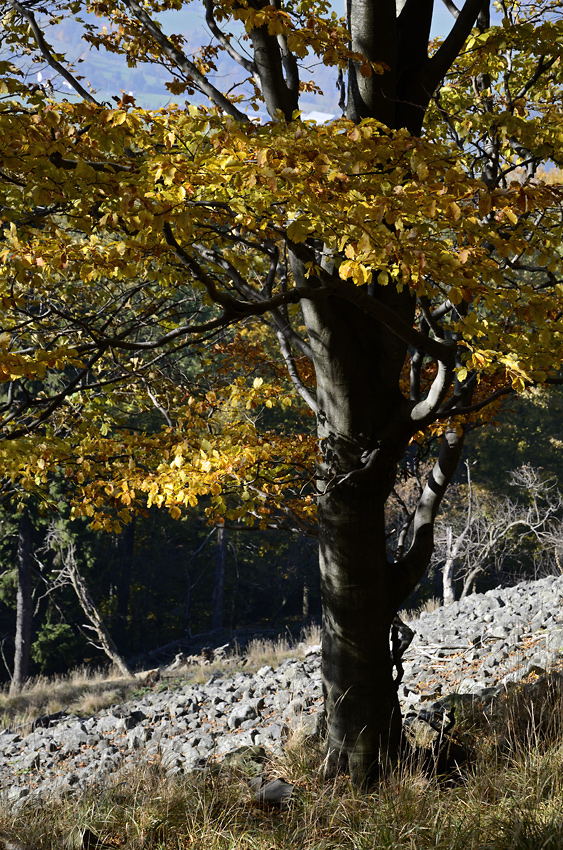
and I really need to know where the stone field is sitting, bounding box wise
[2,573,563,807]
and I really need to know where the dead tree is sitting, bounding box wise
[43,523,133,678]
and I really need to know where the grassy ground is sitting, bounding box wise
[1,626,563,849]
[1,677,563,849]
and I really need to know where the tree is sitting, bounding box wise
[1,0,563,785]
[435,463,562,604]
[10,511,33,694]
[43,521,133,677]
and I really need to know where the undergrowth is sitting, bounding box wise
[2,627,563,849]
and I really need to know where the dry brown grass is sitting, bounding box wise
[1,655,563,849]
[403,597,442,621]
[3,680,563,850]
[0,666,137,732]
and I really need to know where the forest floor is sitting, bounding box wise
[2,616,563,849]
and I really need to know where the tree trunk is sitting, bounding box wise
[57,537,134,678]
[299,289,418,783]
[115,518,135,651]
[297,280,464,783]
[302,579,310,621]
[70,562,133,677]
[320,475,404,782]
[442,526,456,606]
[10,512,33,696]
[211,525,226,631]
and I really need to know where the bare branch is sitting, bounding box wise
[120,0,249,121]
[439,0,461,18]
[10,1,101,105]
[204,0,258,81]
[275,327,317,412]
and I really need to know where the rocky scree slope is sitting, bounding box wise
[2,574,563,806]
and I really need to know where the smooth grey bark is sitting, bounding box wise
[10,512,33,696]
[299,287,415,782]
[287,0,484,781]
[346,0,484,133]
[442,527,456,606]
[295,249,465,779]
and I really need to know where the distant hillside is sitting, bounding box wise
[14,4,455,114]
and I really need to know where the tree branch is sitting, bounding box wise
[410,347,457,423]
[439,0,461,18]
[393,427,465,605]
[204,0,259,81]
[120,0,249,121]
[428,0,486,86]
[275,327,317,412]
[10,0,101,105]
[164,222,303,317]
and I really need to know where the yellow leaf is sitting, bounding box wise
[287,217,314,243]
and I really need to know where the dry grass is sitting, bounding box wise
[403,597,442,621]
[244,624,321,671]
[8,629,563,849]
[2,681,563,849]
[0,666,138,732]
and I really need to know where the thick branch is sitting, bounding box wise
[249,16,298,120]
[393,427,465,605]
[204,0,258,80]
[48,151,133,174]
[429,0,486,87]
[439,0,461,17]
[410,346,457,422]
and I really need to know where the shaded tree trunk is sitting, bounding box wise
[300,291,412,781]
[298,289,463,783]
[115,518,135,650]
[442,526,456,606]
[10,512,33,696]
[211,525,226,631]
[302,579,310,621]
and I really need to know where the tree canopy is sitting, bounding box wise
[1,0,563,784]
